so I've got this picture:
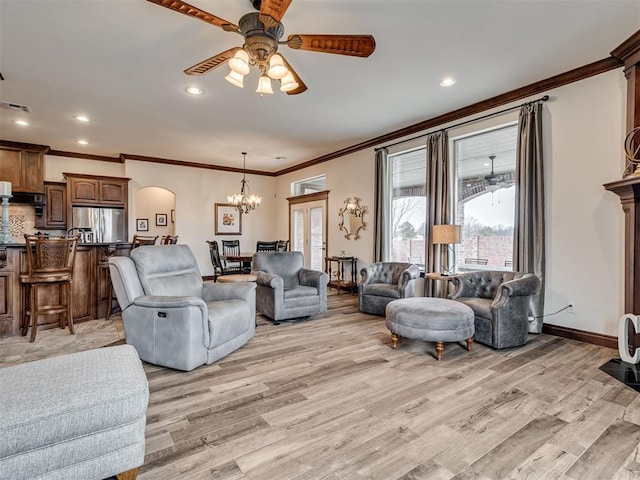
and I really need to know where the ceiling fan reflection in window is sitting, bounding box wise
[483,155,509,192]
[147,0,376,95]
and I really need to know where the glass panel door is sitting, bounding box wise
[290,199,326,269]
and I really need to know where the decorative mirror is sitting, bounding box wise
[338,197,368,240]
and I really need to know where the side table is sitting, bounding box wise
[325,256,358,294]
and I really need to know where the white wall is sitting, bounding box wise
[45,155,124,181]
[275,69,627,336]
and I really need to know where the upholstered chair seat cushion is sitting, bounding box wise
[284,285,319,299]
[206,299,252,347]
[361,283,402,299]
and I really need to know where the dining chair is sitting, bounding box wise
[207,240,243,281]
[131,235,159,248]
[256,241,278,252]
[221,239,242,270]
[160,235,179,244]
[276,240,290,252]
[20,235,80,342]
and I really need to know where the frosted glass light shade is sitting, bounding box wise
[225,69,245,88]
[229,50,250,75]
[279,71,299,92]
[256,75,274,94]
[267,54,287,79]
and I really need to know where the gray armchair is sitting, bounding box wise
[109,245,256,371]
[449,271,540,349]
[358,262,421,315]
[252,251,329,322]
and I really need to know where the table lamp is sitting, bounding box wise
[432,224,461,276]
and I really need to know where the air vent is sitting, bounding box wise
[0,102,31,113]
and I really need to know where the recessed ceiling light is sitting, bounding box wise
[13,120,29,126]
[77,139,89,145]
[440,77,456,87]
[74,115,90,122]
[185,86,205,95]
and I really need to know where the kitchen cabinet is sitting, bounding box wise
[65,174,128,206]
[35,182,67,229]
[0,243,132,337]
[0,147,44,193]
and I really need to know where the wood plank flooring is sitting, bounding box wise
[1,293,639,479]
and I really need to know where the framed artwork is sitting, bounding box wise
[136,218,149,231]
[215,203,242,235]
[171,209,175,223]
[156,213,167,226]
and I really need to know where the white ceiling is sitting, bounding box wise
[0,0,638,173]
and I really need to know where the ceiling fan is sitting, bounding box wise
[147,0,376,95]
[484,155,506,186]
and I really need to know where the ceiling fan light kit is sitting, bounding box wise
[147,0,375,96]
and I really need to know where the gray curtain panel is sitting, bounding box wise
[424,131,452,297]
[373,148,390,263]
[513,102,546,333]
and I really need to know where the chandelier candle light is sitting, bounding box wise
[0,181,15,244]
[228,152,262,214]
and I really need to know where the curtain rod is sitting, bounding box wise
[375,95,549,152]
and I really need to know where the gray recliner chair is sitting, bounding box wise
[252,251,329,322]
[449,271,540,349]
[358,262,421,315]
[109,245,256,371]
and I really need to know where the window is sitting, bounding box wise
[292,175,326,196]
[452,124,517,271]
[388,147,427,265]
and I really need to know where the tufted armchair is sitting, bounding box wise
[358,262,421,316]
[449,271,540,349]
[109,245,256,371]
[252,251,329,322]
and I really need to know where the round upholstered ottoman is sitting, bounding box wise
[385,297,475,360]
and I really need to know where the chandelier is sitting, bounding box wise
[228,152,262,214]
[224,13,299,95]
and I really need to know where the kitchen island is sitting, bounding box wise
[0,242,132,337]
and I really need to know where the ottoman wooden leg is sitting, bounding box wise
[117,468,139,480]
[435,341,444,361]
[466,338,473,351]
[391,333,399,349]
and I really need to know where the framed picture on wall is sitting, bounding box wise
[156,213,167,226]
[215,203,242,235]
[136,218,149,231]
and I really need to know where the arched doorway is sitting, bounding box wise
[134,186,176,239]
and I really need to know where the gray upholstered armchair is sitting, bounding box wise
[252,251,329,322]
[358,262,421,315]
[449,271,540,349]
[109,245,256,371]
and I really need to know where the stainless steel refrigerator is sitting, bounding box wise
[71,207,126,243]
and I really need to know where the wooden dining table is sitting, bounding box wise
[221,253,254,271]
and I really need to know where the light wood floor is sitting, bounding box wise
[1,293,639,479]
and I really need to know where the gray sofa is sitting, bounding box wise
[252,251,329,322]
[109,244,256,371]
[358,262,421,315]
[449,270,541,349]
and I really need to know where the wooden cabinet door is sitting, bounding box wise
[35,182,67,229]
[0,269,15,337]
[21,151,44,192]
[71,247,94,321]
[69,178,99,204]
[0,149,22,187]
[99,179,126,204]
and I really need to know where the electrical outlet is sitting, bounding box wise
[567,302,575,313]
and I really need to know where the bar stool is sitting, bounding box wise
[20,235,79,342]
[131,235,158,248]
[160,235,178,244]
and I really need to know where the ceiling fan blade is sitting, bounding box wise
[280,56,307,95]
[286,34,376,57]
[146,0,239,33]
[184,47,240,75]
[259,0,294,29]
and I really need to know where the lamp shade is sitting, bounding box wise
[279,71,299,92]
[256,75,274,94]
[225,69,245,88]
[267,54,288,80]
[229,49,250,75]
[432,224,461,244]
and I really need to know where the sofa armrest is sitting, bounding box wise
[449,273,481,299]
[493,275,540,305]
[399,264,421,287]
[359,265,374,285]
[133,295,206,309]
[202,281,256,303]
[254,271,283,290]
[299,268,330,287]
